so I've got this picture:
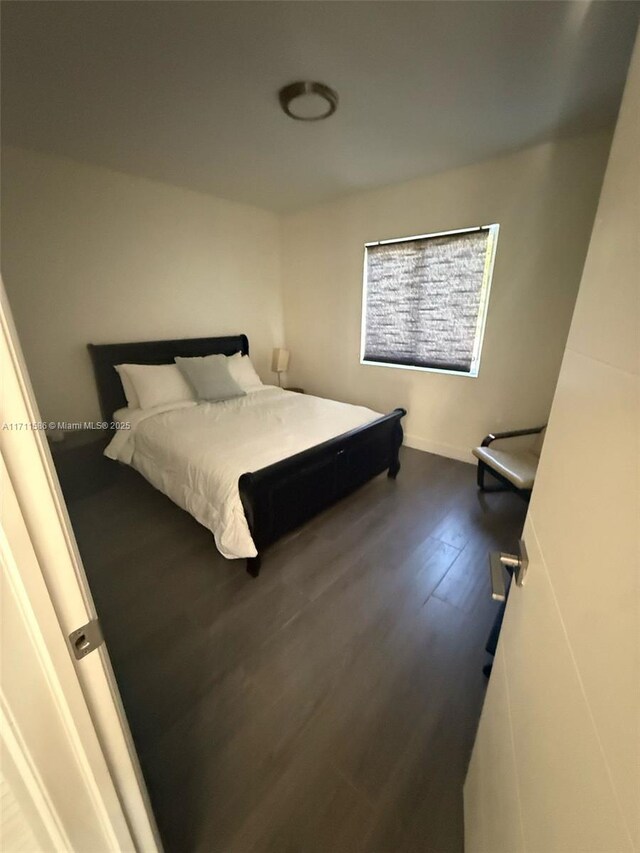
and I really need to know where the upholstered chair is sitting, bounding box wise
[473,425,546,500]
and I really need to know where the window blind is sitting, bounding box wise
[362,226,498,375]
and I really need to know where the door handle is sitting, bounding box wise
[489,539,528,601]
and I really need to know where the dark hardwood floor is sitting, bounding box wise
[64,447,526,853]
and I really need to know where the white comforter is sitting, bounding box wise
[105,387,382,560]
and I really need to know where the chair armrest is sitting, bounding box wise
[481,425,546,447]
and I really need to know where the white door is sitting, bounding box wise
[464,35,639,853]
[0,283,161,851]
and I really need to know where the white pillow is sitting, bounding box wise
[227,352,263,391]
[122,363,195,410]
[114,365,141,409]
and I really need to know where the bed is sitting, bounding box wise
[88,334,406,576]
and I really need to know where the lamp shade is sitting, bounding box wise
[271,348,290,373]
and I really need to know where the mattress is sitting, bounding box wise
[105,387,382,559]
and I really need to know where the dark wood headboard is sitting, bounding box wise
[88,334,249,420]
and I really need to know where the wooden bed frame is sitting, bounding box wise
[88,334,406,576]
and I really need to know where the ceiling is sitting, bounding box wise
[2,1,638,213]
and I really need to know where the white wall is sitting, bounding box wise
[0,773,44,853]
[281,131,612,461]
[1,147,283,423]
[464,35,639,852]
[2,133,612,450]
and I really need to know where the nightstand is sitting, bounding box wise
[284,387,305,394]
[48,430,115,501]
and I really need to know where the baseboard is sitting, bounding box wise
[403,433,475,465]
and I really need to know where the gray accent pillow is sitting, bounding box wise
[175,355,246,403]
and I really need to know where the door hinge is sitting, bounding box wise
[69,618,104,660]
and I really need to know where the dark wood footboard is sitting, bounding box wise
[238,408,406,576]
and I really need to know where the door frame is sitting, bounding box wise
[1,280,161,851]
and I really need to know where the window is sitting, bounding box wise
[361,224,499,377]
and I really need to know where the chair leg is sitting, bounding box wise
[477,461,486,490]
[477,461,510,493]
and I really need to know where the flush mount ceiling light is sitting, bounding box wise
[278,81,338,121]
